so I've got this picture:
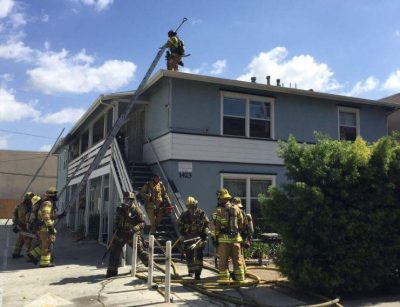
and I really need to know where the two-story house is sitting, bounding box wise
[55,70,399,244]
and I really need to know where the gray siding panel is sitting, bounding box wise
[153,160,285,220]
[145,80,171,140]
[169,79,388,143]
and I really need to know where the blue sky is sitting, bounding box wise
[0,0,400,151]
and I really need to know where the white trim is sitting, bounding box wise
[143,133,283,165]
[220,91,275,139]
[337,106,360,140]
[220,173,276,214]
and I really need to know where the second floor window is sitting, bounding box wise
[338,107,359,141]
[222,92,274,139]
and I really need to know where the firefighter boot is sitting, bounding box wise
[106,269,118,278]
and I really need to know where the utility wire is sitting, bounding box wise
[0,156,47,163]
[0,128,57,140]
[0,171,56,179]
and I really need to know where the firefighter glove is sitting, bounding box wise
[12,225,19,233]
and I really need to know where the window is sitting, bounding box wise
[223,97,246,136]
[81,130,89,153]
[71,139,79,160]
[92,115,104,145]
[250,100,271,138]
[338,107,359,141]
[221,92,274,139]
[106,108,113,135]
[221,173,276,233]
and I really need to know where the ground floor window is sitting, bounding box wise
[221,173,276,234]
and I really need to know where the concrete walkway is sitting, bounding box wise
[2,221,399,307]
[0,225,224,307]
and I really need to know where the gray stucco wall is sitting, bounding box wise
[150,160,285,219]
[169,78,388,143]
[145,79,171,140]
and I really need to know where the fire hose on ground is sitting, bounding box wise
[126,234,343,306]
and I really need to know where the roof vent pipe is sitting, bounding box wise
[251,77,256,83]
[266,76,271,85]
[276,79,281,86]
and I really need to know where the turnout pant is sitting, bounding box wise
[217,242,245,282]
[146,205,163,233]
[38,230,56,267]
[184,245,204,275]
[167,54,182,71]
[12,232,31,256]
[107,234,149,275]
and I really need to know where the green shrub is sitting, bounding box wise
[261,134,400,295]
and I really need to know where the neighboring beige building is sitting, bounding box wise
[0,150,57,218]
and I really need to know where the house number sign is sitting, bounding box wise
[178,162,192,178]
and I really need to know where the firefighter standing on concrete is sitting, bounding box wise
[232,197,254,276]
[140,174,171,233]
[11,192,34,258]
[35,187,59,267]
[106,191,149,278]
[211,189,245,284]
[163,30,184,71]
[178,196,210,280]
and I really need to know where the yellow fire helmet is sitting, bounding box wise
[232,197,243,208]
[24,192,34,200]
[123,191,135,200]
[185,196,198,206]
[46,186,58,196]
[31,195,41,206]
[216,188,231,200]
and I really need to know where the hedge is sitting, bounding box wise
[261,134,400,295]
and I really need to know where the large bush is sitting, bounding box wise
[261,134,400,295]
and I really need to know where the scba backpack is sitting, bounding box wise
[174,39,185,55]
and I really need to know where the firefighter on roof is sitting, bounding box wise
[163,30,185,71]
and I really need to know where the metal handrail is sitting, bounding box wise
[146,137,185,219]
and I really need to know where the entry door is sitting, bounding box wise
[128,109,145,162]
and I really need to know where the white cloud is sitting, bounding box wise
[346,76,379,97]
[0,0,14,19]
[27,48,136,94]
[0,87,39,122]
[237,47,341,91]
[395,30,400,38]
[1,73,12,82]
[210,60,226,75]
[38,107,85,124]
[0,134,9,149]
[10,11,25,28]
[80,0,114,11]
[0,40,34,62]
[191,18,203,25]
[39,144,51,151]
[41,14,49,22]
[180,67,202,74]
[383,69,400,92]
